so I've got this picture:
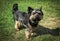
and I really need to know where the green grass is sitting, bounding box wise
[0,0,60,41]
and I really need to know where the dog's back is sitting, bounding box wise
[15,11,29,25]
[12,3,29,25]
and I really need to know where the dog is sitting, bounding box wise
[28,7,43,27]
[12,3,33,39]
[25,7,44,39]
[12,3,43,39]
[12,3,29,31]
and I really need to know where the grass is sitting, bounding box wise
[0,0,60,41]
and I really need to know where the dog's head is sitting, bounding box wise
[28,7,43,24]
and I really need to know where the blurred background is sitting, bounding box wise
[0,0,60,41]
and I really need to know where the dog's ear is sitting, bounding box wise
[39,7,42,11]
[28,7,33,15]
[39,7,43,15]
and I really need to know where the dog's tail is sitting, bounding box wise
[12,3,18,14]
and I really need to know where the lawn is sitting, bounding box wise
[0,0,60,41]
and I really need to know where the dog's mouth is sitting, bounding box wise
[31,18,40,24]
[29,15,43,24]
[33,18,40,22]
[33,16,41,21]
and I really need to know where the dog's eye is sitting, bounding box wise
[33,13,35,15]
[38,13,40,14]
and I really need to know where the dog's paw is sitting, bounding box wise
[31,33,36,36]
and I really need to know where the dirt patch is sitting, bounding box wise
[39,18,60,29]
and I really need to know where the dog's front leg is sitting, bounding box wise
[15,21,21,31]
[25,28,31,39]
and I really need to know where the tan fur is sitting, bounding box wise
[25,30,31,39]
[14,21,34,39]
[25,25,35,39]
[26,14,38,39]
[29,15,34,21]
[15,21,21,31]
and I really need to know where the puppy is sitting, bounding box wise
[28,7,43,27]
[12,4,43,39]
[25,7,44,39]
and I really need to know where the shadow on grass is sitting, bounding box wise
[19,25,59,36]
[33,25,60,37]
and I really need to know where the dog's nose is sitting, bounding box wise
[36,15,39,18]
